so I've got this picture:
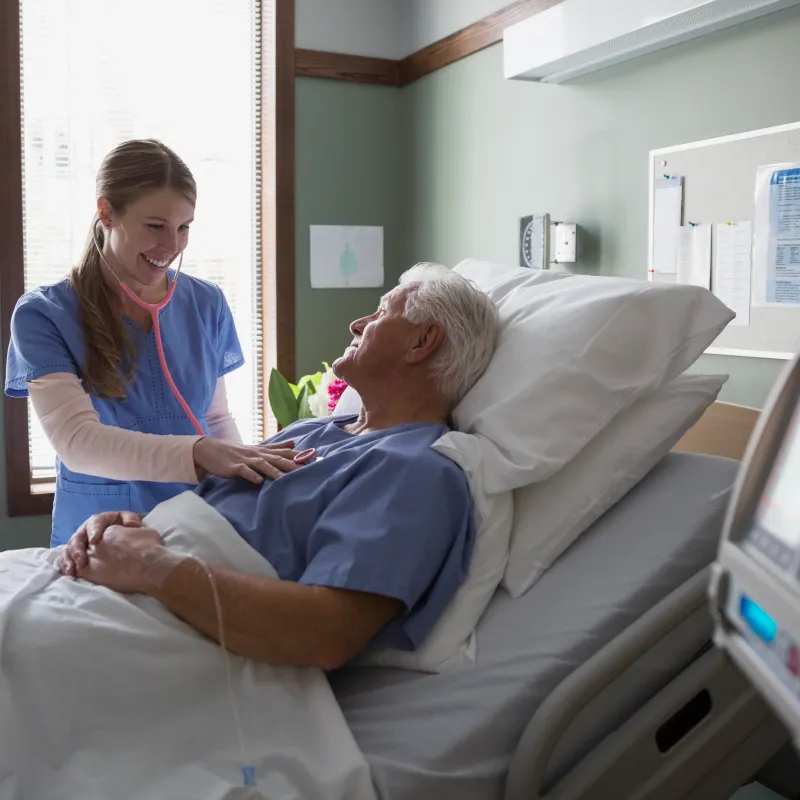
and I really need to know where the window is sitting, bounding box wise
[1,0,295,515]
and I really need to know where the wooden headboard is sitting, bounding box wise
[672,401,761,461]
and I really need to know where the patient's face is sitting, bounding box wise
[334,287,418,385]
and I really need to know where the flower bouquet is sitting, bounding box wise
[268,362,349,428]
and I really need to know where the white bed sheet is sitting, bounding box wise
[0,492,376,800]
[330,452,740,800]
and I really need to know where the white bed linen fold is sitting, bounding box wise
[0,491,376,800]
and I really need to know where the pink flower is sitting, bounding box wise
[327,378,348,412]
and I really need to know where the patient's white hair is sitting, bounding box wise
[399,263,499,406]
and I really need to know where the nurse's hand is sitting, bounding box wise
[57,510,144,578]
[193,438,310,484]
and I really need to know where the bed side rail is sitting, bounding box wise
[505,568,787,800]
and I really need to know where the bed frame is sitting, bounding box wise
[505,401,793,800]
[672,401,762,461]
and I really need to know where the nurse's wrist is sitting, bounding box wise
[191,436,210,482]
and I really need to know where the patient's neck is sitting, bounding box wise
[344,387,450,435]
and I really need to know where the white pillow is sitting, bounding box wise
[439,259,735,494]
[332,385,362,416]
[503,373,728,598]
[450,257,571,297]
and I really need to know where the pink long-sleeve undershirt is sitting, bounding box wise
[27,372,242,483]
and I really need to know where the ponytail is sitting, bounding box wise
[69,222,135,399]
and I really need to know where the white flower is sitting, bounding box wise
[319,368,337,392]
[308,391,331,418]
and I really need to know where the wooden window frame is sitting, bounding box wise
[0,0,295,517]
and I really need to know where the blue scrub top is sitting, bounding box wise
[5,272,244,547]
[197,416,477,652]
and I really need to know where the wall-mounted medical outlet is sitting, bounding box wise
[550,222,577,264]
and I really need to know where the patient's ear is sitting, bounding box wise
[406,322,444,364]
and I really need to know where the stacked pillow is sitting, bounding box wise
[438,260,733,493]
[502,371,726,597]
[336,259,734,671]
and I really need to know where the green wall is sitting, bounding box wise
[294,77,407,377]
[0,396,51,548]
[399,6,800,408]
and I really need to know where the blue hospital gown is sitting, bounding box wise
[5,273,244,546]
[196,416,477,651]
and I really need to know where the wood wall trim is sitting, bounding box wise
[295,49,399,86]
[293,0,564,87]
[276,2,296,385]
[260,0,296,437]
[0,0,52,518]
[673,401,761,462]
[398,0,563,85]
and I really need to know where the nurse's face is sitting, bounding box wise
[98,187,194,290]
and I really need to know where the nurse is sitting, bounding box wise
[6,139,306,546]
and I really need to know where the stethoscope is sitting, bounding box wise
[94,219,321,467]
[93,219,205,436]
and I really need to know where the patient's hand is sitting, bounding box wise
[75,525,176,595]
[57,510,144,578]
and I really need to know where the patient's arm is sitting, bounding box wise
[148,558,403,670]
[72,525,402,670]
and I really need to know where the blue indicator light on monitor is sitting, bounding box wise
[740,594,778,644]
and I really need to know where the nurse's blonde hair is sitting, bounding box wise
[70,139,197,399]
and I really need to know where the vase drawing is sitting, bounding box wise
[339,242,358,287]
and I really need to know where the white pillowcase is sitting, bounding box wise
[439,259,735,495]
[332,385,361,416]
[502,373,727,598]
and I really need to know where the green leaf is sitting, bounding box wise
[297,383,315,419]
[297,372,321,394]
[268,368,299,428]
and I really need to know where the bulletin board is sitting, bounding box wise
[648,121,800,360]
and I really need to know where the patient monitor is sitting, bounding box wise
[711,353,800,750]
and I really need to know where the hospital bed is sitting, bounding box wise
[330,401,791,799]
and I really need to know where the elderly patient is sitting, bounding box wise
[58,263,499,670]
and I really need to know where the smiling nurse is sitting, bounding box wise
[5,139,308,546]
